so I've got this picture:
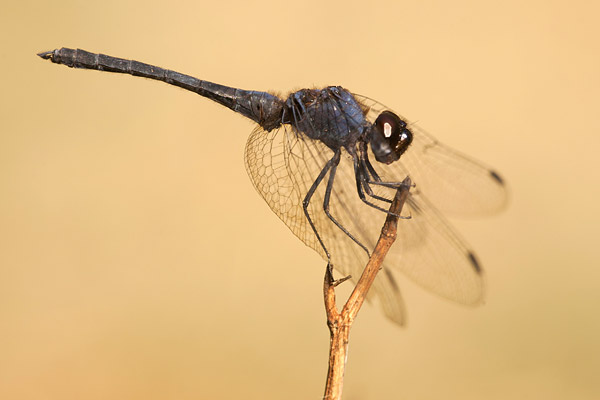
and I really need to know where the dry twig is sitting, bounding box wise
[322,176,412,400]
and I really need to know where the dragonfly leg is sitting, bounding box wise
[352,155,409,219]
[359,156,392,204]
[322,151,371,257]
[360,145,410,195]
[324,262,352,287]
[303,153,339,262]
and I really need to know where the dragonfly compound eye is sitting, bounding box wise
[370,111,413,164]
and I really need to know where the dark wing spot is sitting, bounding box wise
[384,268,400,291]
[489,170,504,185]
[406,196,421,214]
[468,252,483,274]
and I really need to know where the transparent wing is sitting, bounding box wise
[323,144,486,306]
[244,125,407,324]
[354,94,508,217]
[244,116,493,323]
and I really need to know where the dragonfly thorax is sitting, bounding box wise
[284,86,368,151]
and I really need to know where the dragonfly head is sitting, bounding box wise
[369,111,413,164]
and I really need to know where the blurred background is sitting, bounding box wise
[1,0,599,399]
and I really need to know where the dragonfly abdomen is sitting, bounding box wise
[38,47,285,131]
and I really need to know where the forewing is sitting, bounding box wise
[354,94,508,217]
[324,146,485,306]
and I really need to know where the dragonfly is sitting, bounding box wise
[38,48,507,325]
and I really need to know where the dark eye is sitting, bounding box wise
[370,111,413,164]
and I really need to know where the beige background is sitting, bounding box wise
[2,1,599,399]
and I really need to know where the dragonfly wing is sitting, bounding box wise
[389,190,485,304]
[243,88,505,322]
[321,142,485,306]
[354,94,508,217]
[244,125,407,324]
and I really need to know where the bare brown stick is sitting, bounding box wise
[323,177,412,400]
